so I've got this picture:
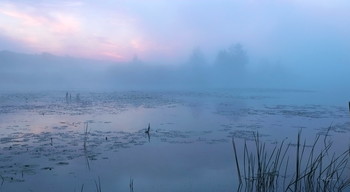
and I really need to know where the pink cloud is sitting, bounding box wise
[0,7,80,35]
[0,1,185,62]
[0,9,42,26]
[100,52,124,60]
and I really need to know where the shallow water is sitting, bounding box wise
[0,89,349,191]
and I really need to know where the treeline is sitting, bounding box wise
[109,43,250,89]
[0,43,293,91]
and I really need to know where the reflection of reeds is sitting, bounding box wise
[130,178,134,192]
[83,122,89,150]
[232,137,242,184]
[0,174,4,187]
[83,122,91,170]
[84,150,91,171]
[95,176,102,192]
[232,131,350,191]
[79,177,134,192]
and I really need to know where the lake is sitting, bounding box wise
[0,89,349,191]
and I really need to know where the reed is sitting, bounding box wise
[232,131,350,192]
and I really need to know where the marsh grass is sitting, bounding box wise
[232,131,350,192]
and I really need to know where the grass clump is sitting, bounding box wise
[232,130,350,192]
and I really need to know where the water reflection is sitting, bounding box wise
[0,90,349,191]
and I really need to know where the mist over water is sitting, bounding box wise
[1,45,349,99]
[1,1,350,191]
[0,1,349,95]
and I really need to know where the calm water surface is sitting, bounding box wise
[0,89,349,191]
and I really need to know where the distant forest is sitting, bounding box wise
[0,45,294,91]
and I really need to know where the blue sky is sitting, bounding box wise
[0,0,349,67]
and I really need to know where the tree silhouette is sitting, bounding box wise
[188,48,206,67]
[215,43,247,73]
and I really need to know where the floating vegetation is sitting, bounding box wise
[0,91,349,191]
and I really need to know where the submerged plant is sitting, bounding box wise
[232,131,350,192]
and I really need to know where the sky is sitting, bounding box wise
[1,0,350,93]
[1,0,350,64]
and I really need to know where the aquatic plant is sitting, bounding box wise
[145,123,150,134]
[232,131,350,192]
